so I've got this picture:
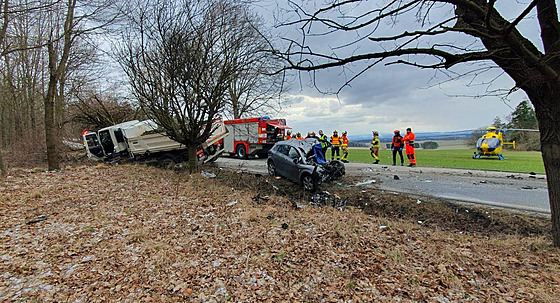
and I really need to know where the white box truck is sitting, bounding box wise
[82,119,228,165]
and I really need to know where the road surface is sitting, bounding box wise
[214,157,550,214]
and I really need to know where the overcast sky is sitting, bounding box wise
[257,0,543,137]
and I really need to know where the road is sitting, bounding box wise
[214,157,550,214]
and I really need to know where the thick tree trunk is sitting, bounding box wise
[530,87,560,247]
[45,75,60,171]
[187,143,199,174]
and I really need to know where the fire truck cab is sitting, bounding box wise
[223,117,290,159]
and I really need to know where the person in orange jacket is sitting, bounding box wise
[295,132,303,140]
[403,127,417,167]
[391,129,404,166]
[330,130,341,160]
[284,130,292,140]
[341,131,349,163]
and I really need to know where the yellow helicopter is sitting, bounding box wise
[473,127,515,160]
[472,127,539,160]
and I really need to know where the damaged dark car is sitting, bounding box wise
[267,138,345,191]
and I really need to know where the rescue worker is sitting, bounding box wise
[403,127,417,167]
[318,130,329,156]
[295,132,303,140]
[330,130,341,160]
[370,130,380,164]
[391,129,404,166]
[307,132,318,140]
[341,131,349,163]
[284,130,292,140]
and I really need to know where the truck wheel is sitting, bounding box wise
[301,174,316,191]
[158,156,176,169]
[267,160,276,176]
[236,144,247,159]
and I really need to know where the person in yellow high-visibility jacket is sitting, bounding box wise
[341,131,349,163]
[370,130,380,164]
[330,130,341,160]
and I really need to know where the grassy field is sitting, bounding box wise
[345,148,545,174]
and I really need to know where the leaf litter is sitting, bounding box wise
[0,164,558,302]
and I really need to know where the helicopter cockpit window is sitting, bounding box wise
[476,138,485,148]
[486,138,501,149]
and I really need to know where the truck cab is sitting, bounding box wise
[82,120,140,161]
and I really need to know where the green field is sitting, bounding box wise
[344,148,545,174]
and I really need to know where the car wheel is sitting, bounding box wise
[301,174,316,191]
[267,160,276,176]
[236,144,247,159]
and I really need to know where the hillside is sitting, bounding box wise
[0,165,558,302]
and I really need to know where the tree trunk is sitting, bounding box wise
[530,86,560,247]
[45,74,60,170]
[0,132,5,176]
[187,143,199,174]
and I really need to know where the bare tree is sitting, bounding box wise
[119,0,245,172]
[42,0,120,170]
[70,87,142,129]
[279,0,560,246]
[222,5,283,119]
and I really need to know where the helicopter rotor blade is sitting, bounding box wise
[502,128,540,132]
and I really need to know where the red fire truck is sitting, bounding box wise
[224,117,291,158]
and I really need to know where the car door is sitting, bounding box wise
[83,132,106,160]
[285,146,303,182]
[273,145,290,177]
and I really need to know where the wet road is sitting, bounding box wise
[215,157,550,214]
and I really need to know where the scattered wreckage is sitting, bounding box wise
[267,138,345,191]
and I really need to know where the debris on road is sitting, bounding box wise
[378,225,389,231]
[281,223,289,229]
[416,200,422,204]
[25,215,47,225]
[393,175,400,180]
[355,179,376,186]
[521,186,536,190]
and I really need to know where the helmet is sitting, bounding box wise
[394,129,400,134]
[406,128,412,131]
[373,131,379,135]
[333,130,338,133]
[487,126,497,131]
[343,131,347,135]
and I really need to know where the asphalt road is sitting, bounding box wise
[214,157,551,214]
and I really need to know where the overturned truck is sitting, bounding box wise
[82,119,228,166]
